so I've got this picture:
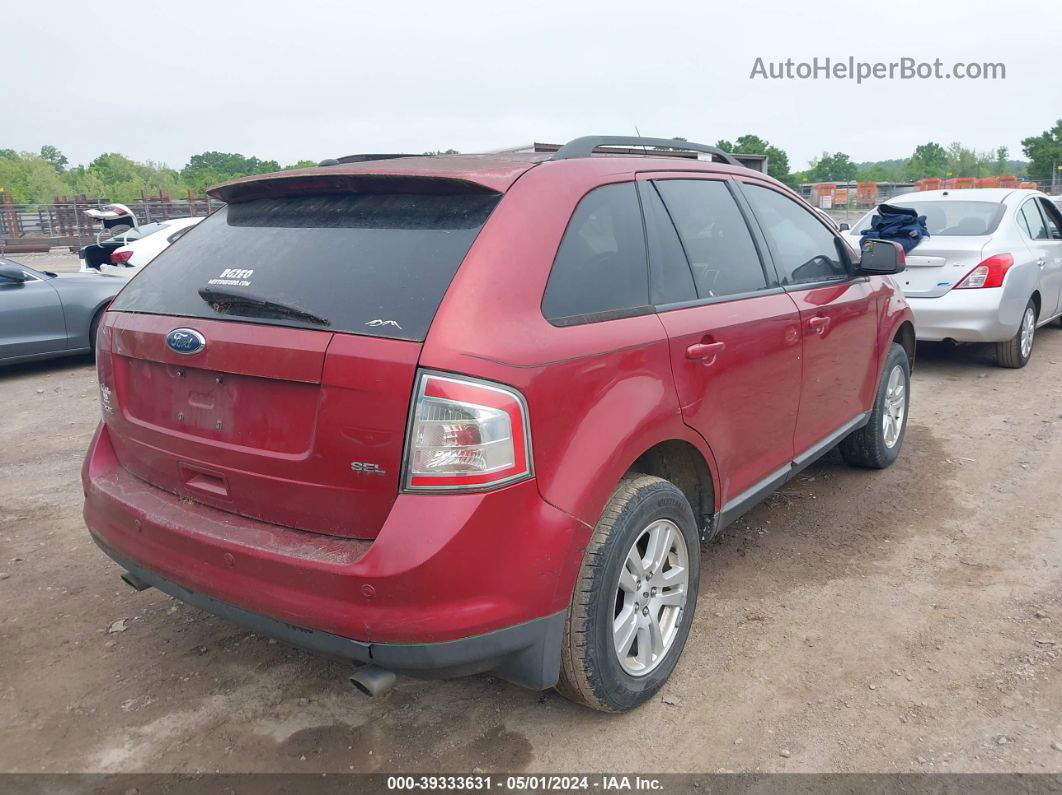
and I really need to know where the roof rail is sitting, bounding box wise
[318,154,416,167]
[550,136,741,167]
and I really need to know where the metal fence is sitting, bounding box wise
[0,195,223,252]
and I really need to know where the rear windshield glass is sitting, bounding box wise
[110,192,500,341]
[854,201,1004,237]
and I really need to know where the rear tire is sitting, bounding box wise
[996,299,1036,369]
[556,474,700,712]
[839,342,910,469]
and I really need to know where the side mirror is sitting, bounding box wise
[858,239,906,275]
[0,263,28,283]
[839,222,850,231]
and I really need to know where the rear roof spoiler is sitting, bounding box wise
[319,154,416,166]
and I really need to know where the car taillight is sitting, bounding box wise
[954,253,1014,289]
[404,372,532,492]
[110,250,134,265]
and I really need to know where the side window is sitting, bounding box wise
[655,179,768,299]
[640,182,696,305]
[1036,198,1062,240]
[1020,200,1049,240]
[541,183,649,323]
[743,184,849,285]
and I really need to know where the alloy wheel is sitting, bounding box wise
[882,364,907,449]
[1020,307,1035,360]
[613,519,690,676]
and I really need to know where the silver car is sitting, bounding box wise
[843,189,1062,368]
[0,258,124,366]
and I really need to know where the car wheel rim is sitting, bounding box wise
[1020,308,1035,359]
[613,519,689,677]
[881,364,906,449]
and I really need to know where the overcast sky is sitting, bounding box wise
[4,0,1059,171]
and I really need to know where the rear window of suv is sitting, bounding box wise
[110,191,500,341]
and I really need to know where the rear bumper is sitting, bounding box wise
[908,286,1028,343]
[93,535,565,688]
[82,422,582,690]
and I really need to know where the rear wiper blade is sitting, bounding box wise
[197,287,330,327]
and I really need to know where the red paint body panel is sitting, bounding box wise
[102,312,420,538]
[84,422,577,643]
[788,280,881,451]
[82,152,915,660]
[655,293,803,502]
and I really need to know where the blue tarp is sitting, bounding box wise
[859,203,930,253]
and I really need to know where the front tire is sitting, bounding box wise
[839,342,910,469]
[556,474,700,712]
[996,299,1037,368]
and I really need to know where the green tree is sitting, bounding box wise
[1021,119,1062,184]
[905,142,948,180]
[181,151,281,192]
[39,145,68,172]
[284,160,319,170]
[717,135,792,185]
[808,151,856,182]
[992,147,1009,176]
[945,143,992,178]
[856,159,906,182]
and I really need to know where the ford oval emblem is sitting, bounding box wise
[165,328,206,355]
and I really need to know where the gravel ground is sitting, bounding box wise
[15,250,86,274]
[1,277,1062,774]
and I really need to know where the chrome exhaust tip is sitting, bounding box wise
[349,664,397,697]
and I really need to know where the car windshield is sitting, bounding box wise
[852,201,1004,237]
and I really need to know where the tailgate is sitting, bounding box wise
[103,312,419,539]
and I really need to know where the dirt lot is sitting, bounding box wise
[2,257,1062,774]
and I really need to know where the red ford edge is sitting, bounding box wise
[83,137,914,711]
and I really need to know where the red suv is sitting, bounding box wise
[83,137,914,712]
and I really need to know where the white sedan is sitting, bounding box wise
[844,189,1062,368]
[99,217,202,276]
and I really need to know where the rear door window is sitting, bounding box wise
[1020,200,1049,240]
[1036,198,1062,240]
[654,179,769,299]
[640,182,697,305]
[541,182,650,323]
[109,191,500,341]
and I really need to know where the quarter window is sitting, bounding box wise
[654,180,768,299]
[541,183,650,323]
[743,184,848,285]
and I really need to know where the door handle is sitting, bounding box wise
[808,316,831,335]
[686,340,726,363]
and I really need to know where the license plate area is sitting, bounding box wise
[116,357,318,455]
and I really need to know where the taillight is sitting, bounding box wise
[954,253,1014,289]
[110,250,134,265]
[404,372,532,492]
